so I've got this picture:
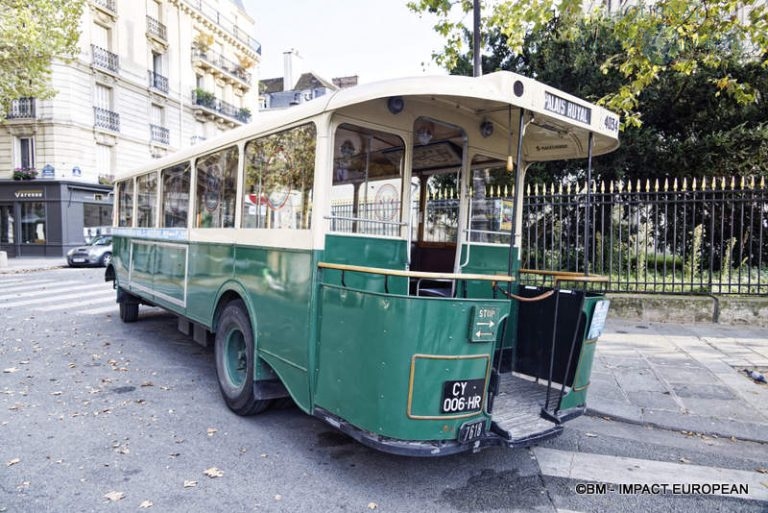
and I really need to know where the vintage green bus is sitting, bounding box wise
[106,71,619,456]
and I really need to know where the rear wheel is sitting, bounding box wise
[214,300,271,415]
[100,252,112,267]
[119,301,139,323]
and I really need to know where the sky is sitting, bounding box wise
[240,0,451,84]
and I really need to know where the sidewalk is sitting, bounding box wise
[2,257,767,443]
[0,256,66,274]
[590,318,768,443]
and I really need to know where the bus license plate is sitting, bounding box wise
[441,378,485,414]
[458,420,485,443]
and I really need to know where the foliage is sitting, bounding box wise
[409,5,768,182]
[408,0,768,128]
[0,0,85,122]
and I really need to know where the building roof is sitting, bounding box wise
[260,77,284,94]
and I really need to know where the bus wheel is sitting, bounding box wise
[214,300,271,416]
[119,301,139,323]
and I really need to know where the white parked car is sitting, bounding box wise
[66,236,113,267]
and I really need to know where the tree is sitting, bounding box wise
[0,0,85,122]
[409,1,768,181]
[408,0,768,127]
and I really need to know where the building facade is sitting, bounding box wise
[0,0,260,256]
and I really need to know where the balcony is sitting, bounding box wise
[150,124,170,145]
[91,0,117,23]
[93,106,120,132]
[192,89,251,127]
[91,45,120,75]
[191,48,252,91]
[148,70,169,94]
[146,16,167,50]
[7,98,36,120]
[182,0,261,54]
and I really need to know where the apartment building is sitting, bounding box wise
[0,0,260,257]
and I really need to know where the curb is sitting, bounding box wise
[586,407,768,445]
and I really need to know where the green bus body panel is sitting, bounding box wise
[558,295,604,411]
[112,234,314,412]
[322,234,408,294]
[315,284,510,441]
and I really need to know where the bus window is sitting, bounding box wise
[117,179,134,227]
[330,123,404,236]
[242,123,316,230]
[136,172,157,228]
[195,146,238,228]
[468,155,512,245]
[161,162,190,228]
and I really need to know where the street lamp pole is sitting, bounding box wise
[473,0,481,77]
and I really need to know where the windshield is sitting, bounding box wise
[91,236,112,246]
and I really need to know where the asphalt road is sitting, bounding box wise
[2,267,767,513]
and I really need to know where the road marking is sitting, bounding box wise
[0,282,103,301]
[0,287,115,309]
[42,293,117,312]
[0,279,66,294]
[534,447,768,502]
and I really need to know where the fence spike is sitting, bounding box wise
[627,180,632,193]
[739,175,745,190]
[663,178,668,191]
[533,182,539,195]
[600,180,606,193]
[749,176,755,190]
[682,177,688,191]
[673,177,678,191]
[654,178,659,192]
[761,176,765,189]
[730,176,736,190]
[609,181,614,193]
[636,179,641,192]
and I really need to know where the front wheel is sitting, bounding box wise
[119,301,139,323]
[214,300,271,415]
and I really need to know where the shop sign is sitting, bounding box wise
[14,190,44,199]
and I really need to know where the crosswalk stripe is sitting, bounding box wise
[77,305,118,316]
[0,288,115,309]
[0,282,103,301]
[43,294,117,312]
[0,279,65,294]
[534,447,768,502]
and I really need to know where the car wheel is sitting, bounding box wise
[214,300,271,416]
[100,252,112,267]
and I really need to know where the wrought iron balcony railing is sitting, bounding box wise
[7,98,36,119]
[191,48,252,86]
[92,0,116,14]
[190,135,207,145]
[146,16,167,41]
[150,124,170,144]
[192,89,251,124]
[93,106,120,132]
[148,70,169,93]
[91,45,120,74]
[183,0,261,54]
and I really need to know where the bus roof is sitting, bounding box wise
[114,71,619,181]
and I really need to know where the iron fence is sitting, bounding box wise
[329,177,767,295]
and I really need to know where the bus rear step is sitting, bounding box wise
[490,373,561,443]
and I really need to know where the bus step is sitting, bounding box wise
[490,373,558,442]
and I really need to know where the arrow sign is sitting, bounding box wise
[470,306,503,343]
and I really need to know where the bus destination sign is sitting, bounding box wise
[544,92,592,125]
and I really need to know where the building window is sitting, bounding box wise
[195,146,238,228]
[0,204,14,243]
[20,202,46,243]
[16,136,35,170]
[96,143,112,181]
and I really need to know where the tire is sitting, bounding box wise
[119,301,139,323]
[100,252,112,267]
[214,300,271,415]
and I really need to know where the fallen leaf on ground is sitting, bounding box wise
[207,428,218,437]
[139,500,153,508]
[584,432,597,438]
[368,502,378,510]
[7,458,20,467]
[3,368,19,373]
[274,495,282,501]
[679,457,691,464]
[204,467,224,478]
[757,467,768,474]
[183,480,197,488]
[104,491,125,502]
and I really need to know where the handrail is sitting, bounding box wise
[519,269,609,284]
[317,262,515,283]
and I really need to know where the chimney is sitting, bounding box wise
[283,49,303,91]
